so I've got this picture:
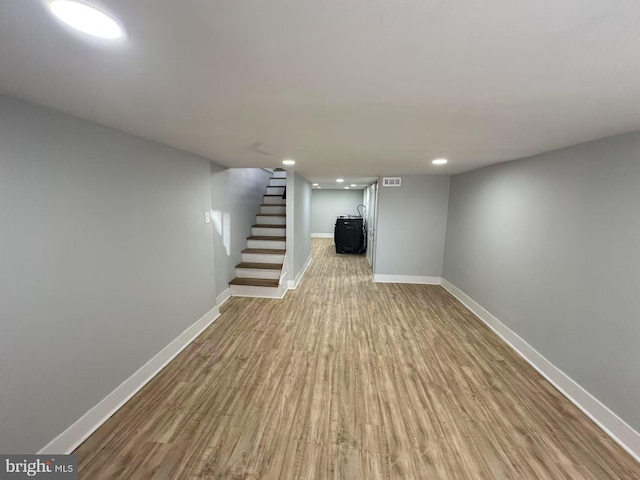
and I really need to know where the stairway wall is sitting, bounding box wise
[292,172,312,280]
[210,165,272,298]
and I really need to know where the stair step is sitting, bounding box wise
[236,262,283,270]
[260,207,286,215]
[256,215,286,226]
[252,224,286,228]
[242,248,286,254]
[230,277,279,287]
[264,194,285,197]
[263,196,286,205]
[248,235,285,240]
[257,214,286,217]
[235,261,282,279]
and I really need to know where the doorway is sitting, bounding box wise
[364,181,378,269]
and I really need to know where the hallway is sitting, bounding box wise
[76,238,640,479]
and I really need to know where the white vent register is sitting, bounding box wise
[382,177,402,187]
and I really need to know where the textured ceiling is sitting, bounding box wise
[2,0,640,183]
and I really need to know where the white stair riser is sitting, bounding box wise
[272,171,287,179]
[269,178,286,187]
[252,227,286,236]
[247,239,286,249]
[263,196,286,205]
[267,186,285,195]
[260,205,286,215]
[242,252,285,263]
[235,268,281,280]
[256,215,286,225]
[230,284,285,298]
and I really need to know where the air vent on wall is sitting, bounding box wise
[382,177,402,187]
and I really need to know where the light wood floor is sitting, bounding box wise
[76,238,640,479]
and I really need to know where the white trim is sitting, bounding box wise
[311,233,333,238]
[38,305,220,454]
[288,255,313,289]
[216,288,230,307]
[440,278,640,463]
[236,268,281,280]
[373,274,442,285]
[230,284,288,299]
[279,252,288,286]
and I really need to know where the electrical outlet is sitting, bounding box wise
[204,212,211,224]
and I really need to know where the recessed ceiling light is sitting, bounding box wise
[49,0,126,39]
[344,187,350,189]
[432,158,448,165]
[350,184,356,187]
[336,178,344,183]
[312,183,319,187]
[282,159,295,166]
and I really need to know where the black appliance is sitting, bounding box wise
[334,215,366,254]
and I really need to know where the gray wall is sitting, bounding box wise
[0,95,217,452]
[311,189,364,234]
[375,175,450,276]
[293,172,312,278]
[443,131,640,431]
[210,166,271,297]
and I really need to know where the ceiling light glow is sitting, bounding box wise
[350,184,356,187]
[432,158,448,165]
[282,159,295,166]
[312,183,319,187]
[336,178,344,183]
[49,0,126,39]
[344,187,350,189]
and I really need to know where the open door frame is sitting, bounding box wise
[365,180,378,270]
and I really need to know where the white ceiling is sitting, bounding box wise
[2,1,640,183]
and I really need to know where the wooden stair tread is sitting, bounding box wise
[236,262,283,270]
[260,204,286,207]
[230,277,279,287]
[252,224,286,228]
[264,194,285,197]
[248,235,286,241]
[257,213,286,217]
[242,248,286,254]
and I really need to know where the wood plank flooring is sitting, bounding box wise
[76,238,640,479]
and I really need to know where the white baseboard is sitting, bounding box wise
[373,274,442,285]
[311,233,333,238]
[440,278,640,463]
[216,288,230,307]
[38,305,221,454]
[288,255,313,289]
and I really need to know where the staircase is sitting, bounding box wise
[229,170,288,298]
